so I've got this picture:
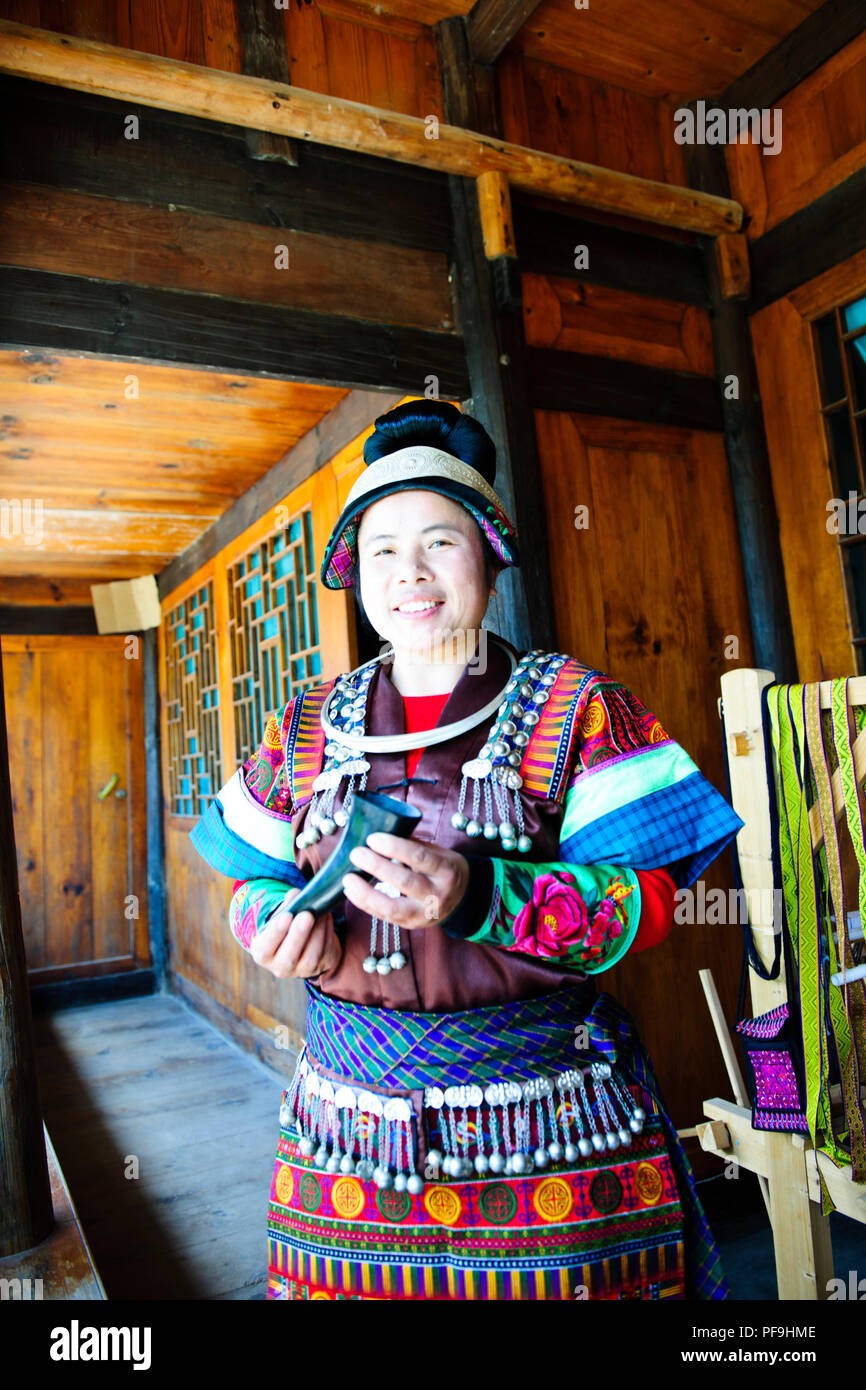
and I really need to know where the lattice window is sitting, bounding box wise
[164,581,222,816]
[228,506,322,767]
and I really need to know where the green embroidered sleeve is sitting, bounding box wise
[442,855,642,974]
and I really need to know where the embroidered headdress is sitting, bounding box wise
[319,400,520,589]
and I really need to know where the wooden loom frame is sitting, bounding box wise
[693,667,866,1300]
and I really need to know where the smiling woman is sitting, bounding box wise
[188,398,744,1302]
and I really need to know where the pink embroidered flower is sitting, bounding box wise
[585,897,623,949]
[508,873,591,959]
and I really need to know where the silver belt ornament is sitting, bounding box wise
[280,1048,645,1192]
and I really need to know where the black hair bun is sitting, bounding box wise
[363,399,497,486]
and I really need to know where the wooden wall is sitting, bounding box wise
[751,250,866,684]
[535,410,753,1159]
[726,30,866,241]
[498,50,689,191]
[159,426,368,1072]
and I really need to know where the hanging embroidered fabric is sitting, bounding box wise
[766,679,866,1207]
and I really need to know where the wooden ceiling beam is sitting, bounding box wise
[466,0,544,67]
[716,0,865,109]
[0,266,469,397]
[0,19,741,238]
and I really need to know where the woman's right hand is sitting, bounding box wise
[249,887,342,979]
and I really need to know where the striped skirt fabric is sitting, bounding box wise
[267,1077,687,1301]
[264,985,726,1300]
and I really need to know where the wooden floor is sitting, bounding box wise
[32,993,295,1300]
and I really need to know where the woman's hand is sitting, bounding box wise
[342,831,470,930]
[248,887,342,979]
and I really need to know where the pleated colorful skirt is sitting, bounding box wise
[265,983,728,1301]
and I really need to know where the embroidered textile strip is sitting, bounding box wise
[828,681,866,1178]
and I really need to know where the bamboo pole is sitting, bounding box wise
[0,19,742,239]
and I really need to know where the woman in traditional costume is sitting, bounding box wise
[189,400,744,1301]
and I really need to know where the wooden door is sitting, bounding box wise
[1,634,150,983]
[535,410,754,1148]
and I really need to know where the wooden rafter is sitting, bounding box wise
[466,0,544,66]
[0,19,741,238]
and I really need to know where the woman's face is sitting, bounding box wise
[356,489,492,660]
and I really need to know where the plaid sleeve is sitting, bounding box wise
[558,675,744,890]
[188,700,307,888]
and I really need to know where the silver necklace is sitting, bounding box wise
[294,638,570,973]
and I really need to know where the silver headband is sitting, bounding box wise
[346,444,514,528]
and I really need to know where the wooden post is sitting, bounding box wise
[143,627,168,989]
[437,16,557,654]
[0,642,54,1256]
[237,0,298,166]
[685,140,798,683]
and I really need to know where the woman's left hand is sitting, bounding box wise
[342,832,469,930]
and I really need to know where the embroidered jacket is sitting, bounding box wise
[188,637,744,1012]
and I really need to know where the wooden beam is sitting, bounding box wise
[0,75,453,255]
[526,347,723,431]
[237,0,298,166]
[157,390,404,601]
[0,75,713,306]
[685,143,798,683]
[513,200,708,307]
[715,0,866,109]
[0,267,470,398]
[0,20,742,238]
[0,181,454,332]
[714,233,751,301]
[0,607,97,634]
[0,646,54,1256]
[466,0,544,65]
[477,170,516,259]
[438,14,556,654]
[750,166,866,313]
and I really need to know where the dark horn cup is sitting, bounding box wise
[279,789,422,921]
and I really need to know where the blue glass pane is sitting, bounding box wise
[264,616,278,639]
[844,298,866,335]
[274,553,293,579]
[289,518,301,543]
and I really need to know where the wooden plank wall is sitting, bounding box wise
[499,63,752,1155]
[160,435,366,1073]
[726,30,866,241]
[750,251,866,684]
